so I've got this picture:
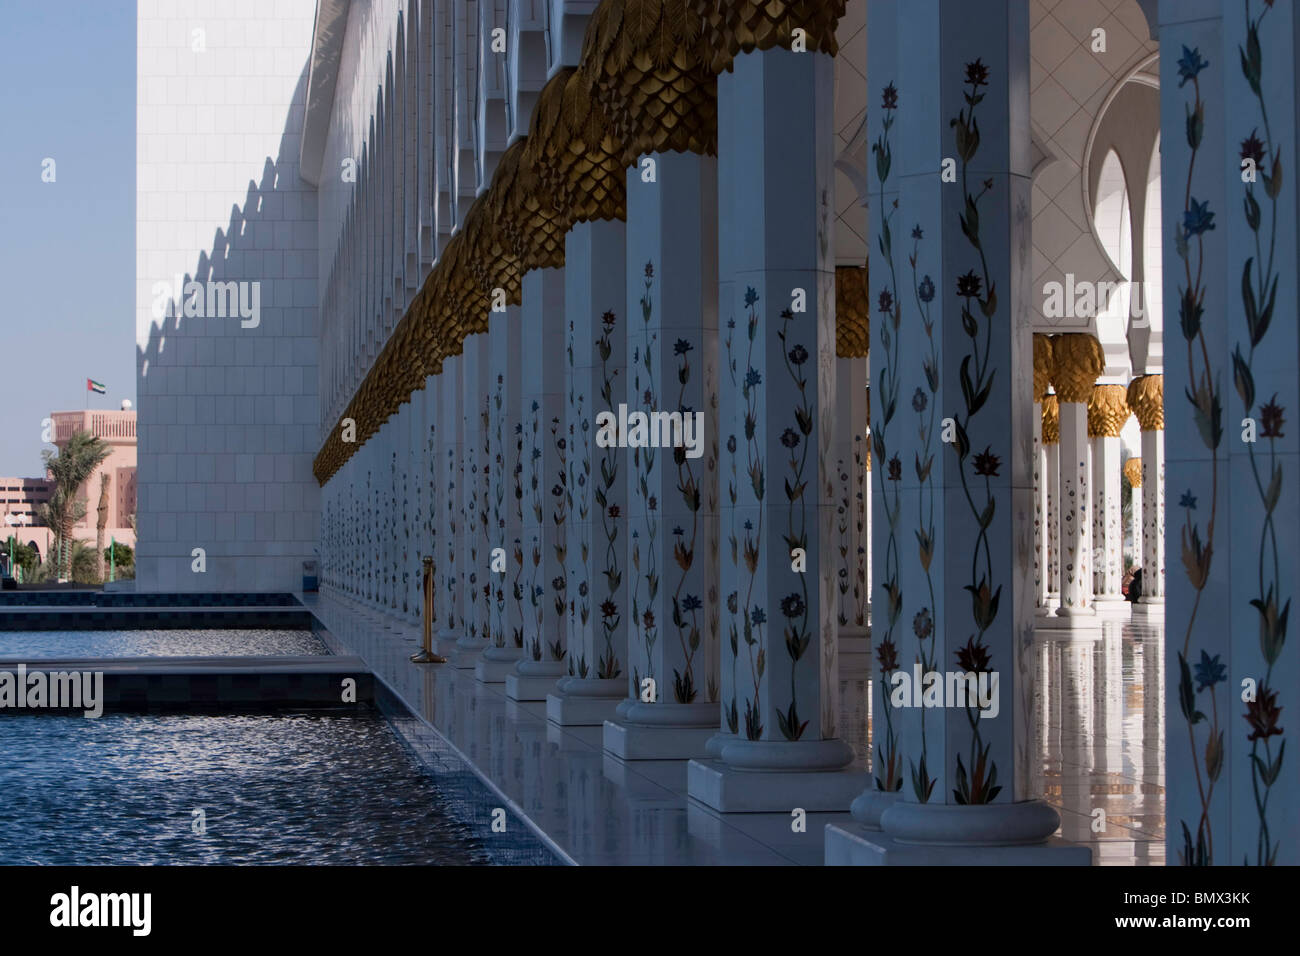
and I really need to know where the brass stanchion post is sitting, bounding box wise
[411,555,447,663]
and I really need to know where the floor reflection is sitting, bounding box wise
[309,593,1164,865]
[1029,620,1165,865]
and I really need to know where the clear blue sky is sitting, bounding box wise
[0,2,135,475]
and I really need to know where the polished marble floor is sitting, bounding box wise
[307,592,1164,865]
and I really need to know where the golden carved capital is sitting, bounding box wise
[580,0,718,161]
[1087,384,1130,438]
[692,0,847,74]
[1033,333,1053,400]
[835,266,869,358]
[1049,332,1104,404]
[529,69,627,224]
[864,385,871,470]
[1041,394,1059,445]
[1123,457,1143,488]
[1126,374,1164,431]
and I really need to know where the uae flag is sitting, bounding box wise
[87,379,107,394]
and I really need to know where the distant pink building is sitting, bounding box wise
[0,409,137,565]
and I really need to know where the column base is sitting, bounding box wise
[475,645,524,683]
[435,631,461,656]
[1037,605,1102,631]
[602,702,719,760]
[546,677,625,726]
[1092,597,1132,619]
[504,659,566,701]
[824,825,1092,865]
[850,788,900,829]
[687,758,869,813]
[1132,598,1164,623]
[704,730,734,759]
[450,640,486,668]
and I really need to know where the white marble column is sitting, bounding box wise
[434,356,464,656]
[506,267,569,700]
[599,150,721,761]
[548,218,631,725]
[1089,384,1130,617]
[1050,335,1102,627]
[687,45,864,812]
[1124,456,1142,574]
[828,0,1087,863]
[453,331,491,665]
[1128,375,1163,621]
[477,305,526,682]
[1043,395,1061,613]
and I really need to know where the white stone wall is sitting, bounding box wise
[135,0,319,592]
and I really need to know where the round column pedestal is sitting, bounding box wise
[602,701,719,761]
[505,659,566,702]
[850,788,901,829]
[686,737,869,813]
[475,644,524,683]
[435,629,461,656]
[546,676,625,726]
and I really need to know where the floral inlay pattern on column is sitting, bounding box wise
[594,310,624,680]
[776,303,814,739]
[870,79,903,792]
[631,262,660,697]
[908,224,939,801]
[1233,0,1287,866]
[1170,40,1222,866]
[670,333,705,703]
[948,59,1003,804]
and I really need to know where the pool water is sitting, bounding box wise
[0,629,325,658]
[0,712,493,864]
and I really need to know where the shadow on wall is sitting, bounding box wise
[135,64,320,594]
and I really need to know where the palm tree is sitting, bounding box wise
[39,430,110,580]
[96,472,110,580]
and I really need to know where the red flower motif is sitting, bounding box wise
[955,636,992,674]
[973,447,1001,477]
[1259,395,1285,438]
[1245,685,1283,742]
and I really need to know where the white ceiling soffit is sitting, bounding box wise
[300,0,353,187]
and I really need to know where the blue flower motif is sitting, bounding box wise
[1182,197,1216,238]
[682,594,703,612]
[744,287,759,307]
[672,526,684,536]
[1176,45,1208,87]
[1194,650,1226,691]
[744,368,762,388]
[912,387,927,413]
[752,607,767,625]
[727,318,736,329]
[531,400,540,411]
[674,338,693,356]
[744,520,753,530]
[1180,490,1197,509]
[911,225,924,240]
[918,275,935,303]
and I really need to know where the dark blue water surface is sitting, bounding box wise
[0,712,493,864]
[0,629,325,658]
